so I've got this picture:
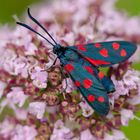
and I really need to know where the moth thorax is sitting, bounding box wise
[53,44,63,54]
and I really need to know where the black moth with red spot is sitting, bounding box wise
[61,41,136,115]
[17,8,137,116]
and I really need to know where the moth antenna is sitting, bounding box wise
[27,8,58,45]
[59,67,68,95]
[16,22,55,47]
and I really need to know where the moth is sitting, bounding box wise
[17,8,137,116]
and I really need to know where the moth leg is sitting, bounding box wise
[98,71,115,93]
[59,67,68,97]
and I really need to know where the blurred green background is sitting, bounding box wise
[0,0,140,140]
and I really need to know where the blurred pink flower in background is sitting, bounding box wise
[120,109,134,126]
[0,0,140,139]
[28,101,46,119]
[80,129,96,140]
[79,100,94,117]
[50,120,74,140]
[7,87,28,107]
[14,108,28,120]
[104,129,126,140]
[111,76,129,99]
[0,81,7,98]
[0,119,15,139]
[11,125,37,140]
[30,66,48,88]
[62,78,76,93]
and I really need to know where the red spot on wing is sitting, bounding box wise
[85,57,110,66]
[75,81,81,87]
[112,42,120,50]
[77,44,86,51]
[84,66,94,74]
[120,49,127,57]
[88,94,95,102]
[64,64,74,72]
[99,48,108,57]
[98,72,104,79]
[83,78,92,89]
[98,96,104,103]
[94,43,101,48]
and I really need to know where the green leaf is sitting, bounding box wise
[0,0,42,24]
[116,0,140,16]
[132,63,140,71]
[75,109,82,117]
[22,98,30,108]
[65,118,80,130]
[0,106,15,122]
[72,90,79,95]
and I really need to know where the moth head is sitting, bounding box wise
[53,44,64,54]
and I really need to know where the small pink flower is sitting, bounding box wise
[28,101,46,119]
[127,94,140,105]
[62,78,76,93]
[14,109,28,120]
[13,56,30,78]
[104,129,127,140]
[0,48,17,74]
[106,112,114,119]
[61,32,75,45]
[73,6,89,26]
[104,133,113,140]
[97,11,125,34]
[7,87,28,107]
[54,119,64,129]
[30,66,48,88]
[0,81,7,98]
[120,109,134,126]
[50,120,74,140]
[111,76,129,99]
[0,26,12,45]
[80,129,96,140]
[36,6,55,21]
[11,125,37,140]
[122,69,140,90]
[79,100,94,117]
[101,0,116,13]
[24,43,38,56]
[13,26,37,55]
[130,45,140,62]
[45,53,59,68]
[125,17,140,35]
[112,129,127,140]
[0,119,15,138]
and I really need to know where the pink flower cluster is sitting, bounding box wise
[0,0,140,139]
